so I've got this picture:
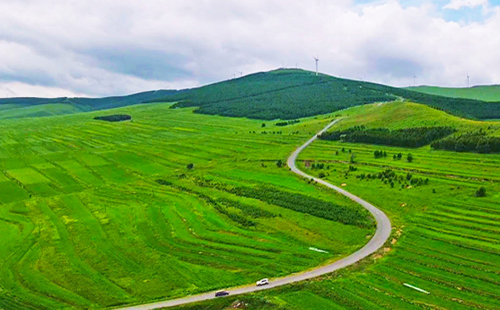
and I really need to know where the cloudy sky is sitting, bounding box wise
[1,0,500,98]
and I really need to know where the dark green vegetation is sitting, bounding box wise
[0,103,373,309]
[431,130,500,153]
[150,69,500,120]
[160,69,393,119]
[177,101,500,310]
[319,125,455,147]
[94,114,132,122]
[408,85,500,102]
[276,120,300,127]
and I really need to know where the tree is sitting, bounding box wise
[476,186,486,197]
[186,163,194,169]
[350,153,356,164]
[335,150,339,155]
[262,123,266,128]
[318,172,326,178]
[407,153,413,163]
[276,159,284,168]
[397,153,402,160]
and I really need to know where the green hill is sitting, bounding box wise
[150,69,500,120]
[407,85,500,102]
[3,69,500,121]
[0,90,177,119]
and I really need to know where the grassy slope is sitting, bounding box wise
[175,102,500,310]
[0,90,177,120]
[408,85,500,102]
[0,103,83,119]
[0,103,373,310]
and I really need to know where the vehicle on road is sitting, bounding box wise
[215,291,229,297]
[256,278,269,286]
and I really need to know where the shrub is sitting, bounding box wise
[476,186,487,197]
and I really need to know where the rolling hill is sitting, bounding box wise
[407,85,500,102]
[0,90,177,119]
[2,69,500,121]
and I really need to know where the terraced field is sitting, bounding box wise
[0,103,374,309]
[174,102,500,309]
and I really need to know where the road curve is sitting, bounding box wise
[115,118,391,310]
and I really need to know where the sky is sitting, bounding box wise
[1,0,500,98]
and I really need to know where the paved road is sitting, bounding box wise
[116,118,392,310]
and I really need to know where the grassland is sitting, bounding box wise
[0,103,374,309]
[408,85,500,102]
[173,102,500,310]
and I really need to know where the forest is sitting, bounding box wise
[319,125,455,147]
[431,130,500,153]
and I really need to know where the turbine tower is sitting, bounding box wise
[413,75,416,87]
[467,72,470,88]
[313,56,319,76]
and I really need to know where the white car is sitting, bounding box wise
[256,278,269,286]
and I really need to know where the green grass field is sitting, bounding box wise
[173,102,500,310]
[0,103,374,309]
[407,85,500,102]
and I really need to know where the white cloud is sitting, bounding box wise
[0,0,500,97]
[443,0,488,10]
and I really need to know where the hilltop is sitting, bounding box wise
[407,85,500,102]
[2,69,500,120]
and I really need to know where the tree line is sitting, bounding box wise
[275,119,300,126]
[430,130,500,153]
[190,176,373,228]
[319,125,455,147]
[94,114,132,122]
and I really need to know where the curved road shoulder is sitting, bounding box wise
[115,118,391,310]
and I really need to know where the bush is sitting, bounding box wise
[407,153,414,163]
[94,114,132,122]
[186,163,194,169]
[476,186,487,197]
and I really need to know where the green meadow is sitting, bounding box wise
[407,85,500,102]
[0,103,374,309]
[175,102,500,309]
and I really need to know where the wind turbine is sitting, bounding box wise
[467,72,470,88]
[313,56,319,76]
[413,75,417,87]
[238,71,243,77]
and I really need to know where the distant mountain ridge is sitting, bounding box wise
[2,69,500,120]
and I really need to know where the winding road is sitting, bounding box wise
[116,118,392,310]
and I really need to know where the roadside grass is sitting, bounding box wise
[0,103,372,309]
